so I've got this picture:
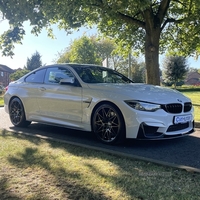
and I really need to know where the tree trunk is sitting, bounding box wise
[144,17,161,85]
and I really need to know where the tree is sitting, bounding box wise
[57,36,101,64]
[94,37,116,61]
[25,51,43,71]
[131,61,146,83]
[56,47,71,63]
[107,54,146,83]
[57,36,116,65]
[70,36,100,64]
[1,1,200,85]
[109,55,128,72]
[162,56,188,88]
[188,67,200,73]
[10,68,30,81]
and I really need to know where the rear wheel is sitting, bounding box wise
[9,98,31,127]
[92,103,125,144]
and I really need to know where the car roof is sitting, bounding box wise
[40,63,107,70]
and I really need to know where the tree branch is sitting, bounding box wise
[161,17,187,30]
[116,11,145,28]
[157,0,171,24]
[160,0,195,30]
[90,0,145,28]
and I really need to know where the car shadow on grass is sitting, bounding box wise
[7,122,200,169]
[1,127,200,199]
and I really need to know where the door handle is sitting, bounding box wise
[39,87,46,91]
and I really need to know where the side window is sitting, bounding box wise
[25,69,46,83]
[44,67,74,84]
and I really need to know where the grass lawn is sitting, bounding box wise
[0,130,200,200]
[0,94,4,106]
[181,91,200,122]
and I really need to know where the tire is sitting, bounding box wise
[92,103,125,144]
[9,98,31,127]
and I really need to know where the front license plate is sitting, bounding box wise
[174,115,192,124]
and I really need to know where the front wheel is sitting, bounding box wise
[9,98,31,127]
[92,104,125,144]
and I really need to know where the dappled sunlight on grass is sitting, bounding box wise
[1,130,200,199]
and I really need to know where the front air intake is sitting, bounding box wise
[184,102,192,112]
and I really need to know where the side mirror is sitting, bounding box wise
[59,77,75,85]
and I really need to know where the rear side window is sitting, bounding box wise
[25,69,46,83]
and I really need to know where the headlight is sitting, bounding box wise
[125,101,161,112]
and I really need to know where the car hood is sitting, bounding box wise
[87,83,191,104]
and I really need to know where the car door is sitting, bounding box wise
[22,68,47,119]
[36,66,83,127]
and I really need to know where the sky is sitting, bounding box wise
[0,20,97,69]
[0,20,200,70]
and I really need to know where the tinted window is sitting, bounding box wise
[44,67,74,84]
[25,69,46,83]
[73,66,133,83]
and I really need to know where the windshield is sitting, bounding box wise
[72,66,133,84]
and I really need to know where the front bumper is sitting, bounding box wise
[136,121,195,140]
[124,105,194,139]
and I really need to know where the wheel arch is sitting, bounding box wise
[8,96,23,110]
[8,96,28,118]
[90,100,126,133]
[8,96,31,127]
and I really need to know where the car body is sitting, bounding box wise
[4,63,195,144]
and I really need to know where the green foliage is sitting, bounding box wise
[9,51,42,81]
[110,55,146,82]
[131,61,146,83]
[25,51,43,71]
[188,67,199,73]
[107,55,146,83]
[9,69,30,81]
[0,26,25,57]
[162,56,188,89]
[109,56,128,73]
[57,36,116,65]
[69,36,101,64]
[56,48,71,63]
[94,37,116,61]
[1,1,200,85]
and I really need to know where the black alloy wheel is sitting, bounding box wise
[92,103,125,144]
[9,98,31,127]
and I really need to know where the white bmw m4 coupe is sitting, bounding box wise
[4,64,195,144]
